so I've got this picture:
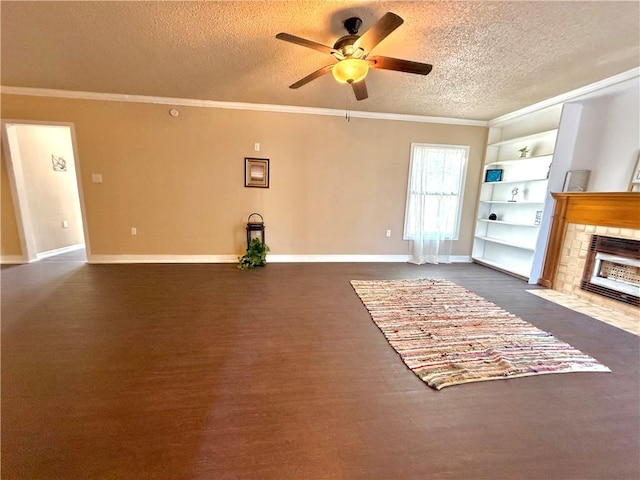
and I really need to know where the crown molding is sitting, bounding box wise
[4,68,637,128]
[489,67,640,126]
[0,86,488,127]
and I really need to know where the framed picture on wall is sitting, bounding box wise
[51,155,67,172]
[245,158,269,188]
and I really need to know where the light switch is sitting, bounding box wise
[62,220,69,228]
[92,173,103,183]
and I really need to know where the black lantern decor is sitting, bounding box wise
[246,213,265,249]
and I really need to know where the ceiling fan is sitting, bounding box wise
[276,12,432,101]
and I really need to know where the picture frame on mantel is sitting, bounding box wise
[562,169,591,192]
[245,158,269,188]
[629,152,640,192]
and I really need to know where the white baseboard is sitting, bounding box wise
[87,254,471,264]
[267,255,471,263]
[36,243,85,260]
[270,254,471,263]
[269,254,411,263]
[1,255,26,264]
[88,254,239,264]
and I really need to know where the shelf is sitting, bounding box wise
[478,200,545,205]
[476,109,561,283]
[476,219,540,227]
[487,129,558,148]
[482,178,548,185]
[474,235,536,251]
[486,154,553,166]
[472,256,530,279]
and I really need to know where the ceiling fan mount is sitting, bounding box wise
[332,35,362,58]
[343,17,363,35]
[275,12,433,101]
[332,17,367,57]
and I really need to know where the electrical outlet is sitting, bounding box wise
[386,229,391,237]
[131,227,137,236]
[92,173,103,183]
[254,142,260,151]
[62,220,69,228]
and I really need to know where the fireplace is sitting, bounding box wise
[581,235,640,306]
[539,192,640,317]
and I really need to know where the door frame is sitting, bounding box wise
[1,120,91,262]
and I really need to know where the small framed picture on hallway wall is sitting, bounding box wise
[245,158,269,188]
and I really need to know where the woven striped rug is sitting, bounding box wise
[351,279,610,390]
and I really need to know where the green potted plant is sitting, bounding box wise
[238,238,270,269]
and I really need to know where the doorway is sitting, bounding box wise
[2,121,89,262]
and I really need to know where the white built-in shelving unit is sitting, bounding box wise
[472,107,562,281]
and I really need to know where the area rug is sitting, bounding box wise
[351,279,610,390]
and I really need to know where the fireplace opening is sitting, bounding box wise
[581,235,640,306]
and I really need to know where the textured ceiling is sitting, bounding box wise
[1,1,639,121]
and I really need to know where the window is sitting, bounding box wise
[403,143,469,240]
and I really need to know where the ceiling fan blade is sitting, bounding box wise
[355,12,404,53]
[276,33,339,56]
[369,55,433,75]
[351,79,368,101]
[289,65,334,89]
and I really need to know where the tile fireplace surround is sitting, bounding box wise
[540,192,640,318]
[557,224,639,316]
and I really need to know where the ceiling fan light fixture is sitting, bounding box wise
[276,12,431,100]
[332,58,369,84]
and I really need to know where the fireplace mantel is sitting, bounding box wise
[539,192,640,287]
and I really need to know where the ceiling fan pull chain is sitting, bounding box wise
[345,88,351,122]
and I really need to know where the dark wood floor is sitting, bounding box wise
[2,259,638,479]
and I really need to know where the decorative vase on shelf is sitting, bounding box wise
[518,146,530,158]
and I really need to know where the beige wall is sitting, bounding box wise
[1,94,487,258]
